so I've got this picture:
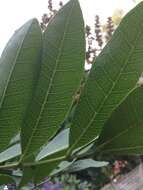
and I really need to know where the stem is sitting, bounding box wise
[23,156,65,168]
[0,162,19,169]
[0,156,65,170]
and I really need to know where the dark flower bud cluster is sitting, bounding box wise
[40,1,64,31]
[59,1,63,8]
[86,25,91,37]
[105,17,115,42]
[48,0,53,12]
[95,15,103,48]
[85,25,97,64]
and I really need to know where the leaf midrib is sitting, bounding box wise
[70,22,143,150]
[22,0,76,158]
[100,145,143,154]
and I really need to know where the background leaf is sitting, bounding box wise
[0,144,21,163]
[21,0,85,159]
[9,133,20,146]
[0,174,15,185]
[69,2,143,152]
[51,159,108,174]
[65,159,108,172]
[0,19,42,151]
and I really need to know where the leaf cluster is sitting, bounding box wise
[1,0,143,188]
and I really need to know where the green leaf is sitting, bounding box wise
[18,155,35,188]
[36,128,69,161]
[65,159,108,172]
[12,170,22,177]
[0,19,42,151]
[95,86,143,154]
[21,0,85,158]
[18,168,34,188]
[19,129,69,187]
[0,144,21,163]
[9,133,20,146]
[19,161,60,187]
[0,174,15,185]
[51,161,74,175]
[19,157,62,187]
[69,2,143,152]
[19,152,65,187]
[51,159,108,175]
[34,161,61,183]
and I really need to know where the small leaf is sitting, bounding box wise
[12,170,22,177]
[51,161,74,175]
[65,159,108,172]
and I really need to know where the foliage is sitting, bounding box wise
[1,0,143,188]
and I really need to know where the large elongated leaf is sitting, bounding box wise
[69,2,143,151]
[94,86,143,154]
[21,0,85,158]
[0,19,42,151]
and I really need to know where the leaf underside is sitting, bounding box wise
[69,2,143,151]
[96,86,143,155]
[21,0,85,158]
[0,19,42,152]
